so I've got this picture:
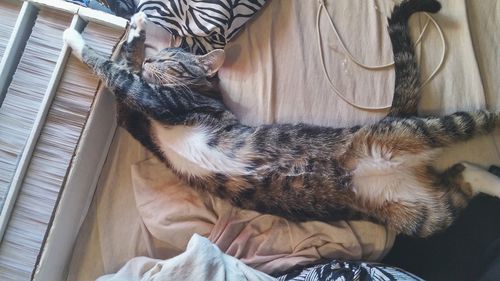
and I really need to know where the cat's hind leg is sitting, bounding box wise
[419,163,500,236]
[377,163,494,237]
[460,162,500,198]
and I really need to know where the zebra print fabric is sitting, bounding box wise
[277,261,424,281]
[137,0,267,54]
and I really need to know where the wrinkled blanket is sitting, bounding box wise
[97,234,422,281]
[96,234,275,281]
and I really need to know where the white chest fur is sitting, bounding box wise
[151,121,248,176]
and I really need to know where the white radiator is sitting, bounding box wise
[0,0,126,280]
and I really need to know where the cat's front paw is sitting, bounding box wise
[127,12,148,43]
[63,28,85,60]
[130,11,148,33]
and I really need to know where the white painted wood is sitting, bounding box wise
[0,2,36,104]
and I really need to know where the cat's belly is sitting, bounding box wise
[351,145,441,205]
[150,121,249,177]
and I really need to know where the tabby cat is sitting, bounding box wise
[63,0,500,237]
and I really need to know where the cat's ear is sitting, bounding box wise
[198,49,225,77]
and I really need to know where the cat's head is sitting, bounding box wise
[142,48,225,90]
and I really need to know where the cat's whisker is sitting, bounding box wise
[154,70,194,94]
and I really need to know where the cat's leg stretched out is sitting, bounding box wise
[63,28,145,100]
[394,163,499,237]
[460,162,500,198]
[118,11,147,70]
[351,110,500,236]
[350,141,500,237]
[62,11,147,74]
[63,23,226,124]
[112,12,150,130]
[63,28,173,119]
[63,10,147,72]
[418,162,500,236]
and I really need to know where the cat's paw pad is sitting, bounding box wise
[63,28,84,60]
[130,12,148,32]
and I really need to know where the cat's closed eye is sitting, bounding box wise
[166,66,183,75]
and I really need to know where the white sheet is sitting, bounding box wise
[96,234,276,281]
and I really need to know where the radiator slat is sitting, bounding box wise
[0,8,67,212]
[0,9,73,279]
[0,1,21,61]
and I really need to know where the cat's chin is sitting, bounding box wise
[141,70,156,84]
[63,29,85,61]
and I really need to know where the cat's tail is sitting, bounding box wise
[417,110,499,147]
[389,0,441,24]
[386,0,441,117]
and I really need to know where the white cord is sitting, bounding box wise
[316,0,447,111]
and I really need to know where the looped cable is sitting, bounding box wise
[316,0,446,111]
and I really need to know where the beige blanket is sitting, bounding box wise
[131,157,391,274]
[67,0,500,280]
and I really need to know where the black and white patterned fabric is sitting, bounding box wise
[137,0,267,54]
[277,261,424,281]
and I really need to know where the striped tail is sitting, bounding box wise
[386,0,441,117]
[417,111,499,147]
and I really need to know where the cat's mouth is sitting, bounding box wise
[142,71,155,84]
[142,63,159,84]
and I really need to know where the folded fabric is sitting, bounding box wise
[97,233,422,281]
[96,234,276,281]
[132,157,394,274]
[96,233,421,281]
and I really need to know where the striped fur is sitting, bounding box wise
[387,0,441,117]
[64,0,500,237]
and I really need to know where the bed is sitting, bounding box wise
[66,0,500,280]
